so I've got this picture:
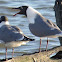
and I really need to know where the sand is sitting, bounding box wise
[1,46,62,62]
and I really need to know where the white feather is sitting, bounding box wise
[20,31,23,34]
[26,7,40,24]
[0,40,4,43]
[5,41,29,48]
[0,21,9,28]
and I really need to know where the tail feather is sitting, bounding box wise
[55,32,62,37]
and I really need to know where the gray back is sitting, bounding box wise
[29,14,61,37]
[0,25,23,43]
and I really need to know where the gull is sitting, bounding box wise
[12,6,62,52]
[0,16,34,60]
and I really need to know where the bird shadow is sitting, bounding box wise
[0,58,12,61]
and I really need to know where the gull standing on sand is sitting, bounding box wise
[0,16,34,60]
[12,6,62,52]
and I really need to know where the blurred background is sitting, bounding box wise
[0,0,60,59]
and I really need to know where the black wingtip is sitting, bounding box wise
[23,36,35,41]
[29,38,35,41]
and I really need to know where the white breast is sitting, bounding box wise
[26,7,40,24]
[0,21,9,28]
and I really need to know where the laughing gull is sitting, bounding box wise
[12,6,62,52]
[0,16,34,60]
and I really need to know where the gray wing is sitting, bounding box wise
[11,26,35,41]
[46,19,60,30]
[0,25,24,43]
[0,25,34,43]
[11,26,23,34]
[29,14,61,37]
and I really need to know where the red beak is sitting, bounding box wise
[12,8,21,16]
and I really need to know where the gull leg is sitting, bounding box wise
[39,38,42,52]
[12,48,14,58]
[5,47,7,60]
[46,38,48,51]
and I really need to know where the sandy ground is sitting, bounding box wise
[1,46,62,62]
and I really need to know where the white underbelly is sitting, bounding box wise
[5,41,29,48]
[0,41,29,48]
